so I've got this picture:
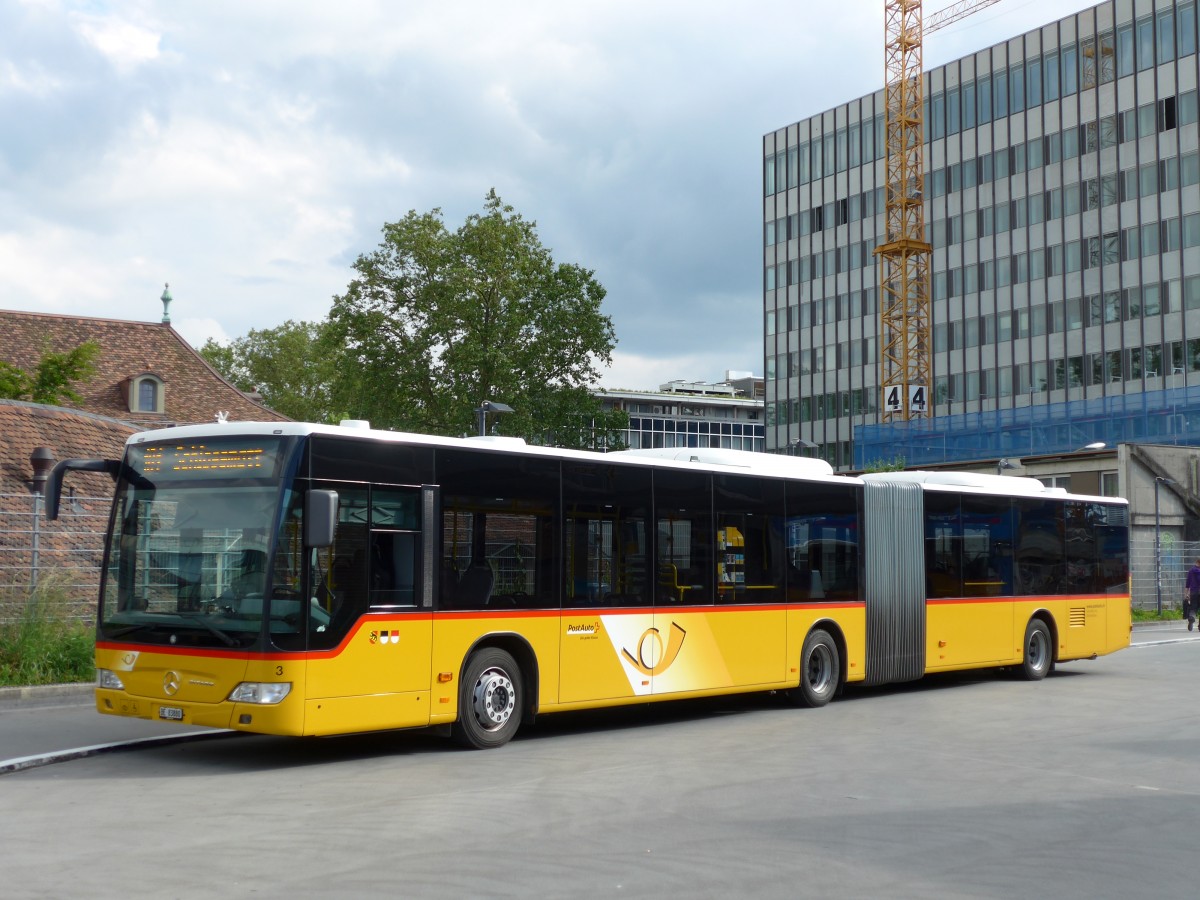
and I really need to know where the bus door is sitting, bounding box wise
[303,485,433,734]
[651,472,787,697]
[559,463,654,704]
[921,490,1012,672]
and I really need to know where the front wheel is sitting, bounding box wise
[1020,618,1054,681]
[787,629,840,708]
[452,648,524,749]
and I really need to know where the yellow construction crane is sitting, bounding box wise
[877,0,1002,421]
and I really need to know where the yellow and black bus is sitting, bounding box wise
[49,421,1130,749]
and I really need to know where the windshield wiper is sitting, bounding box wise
[103,623,151,639]
[179,614,241,648]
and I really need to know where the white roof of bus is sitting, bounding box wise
[126,422,1126,503]
[862,470,1126,505]
[125,420,855,484]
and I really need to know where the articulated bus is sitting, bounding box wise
[48,421,1130,749]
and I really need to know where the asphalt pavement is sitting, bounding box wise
[2,619,1196,774]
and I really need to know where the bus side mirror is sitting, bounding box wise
[305,490,338,548]
[46,458,121,520]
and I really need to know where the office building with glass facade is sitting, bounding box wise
[597,374,765,452]
[763,0,1199,470]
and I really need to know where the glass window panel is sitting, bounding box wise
[1181,3,1197,57]
[993,70,1008,117]
[1043,52,1060,100]
[974,76,993,121]
[655,469,713,605]
[1117,24,1134,76]
[1159,10,1176,64]
[1137,16,1155,71]
[1015,499,1064,594]
[1062,43,1079,94]
[961,495,1014,597]
[1010,65,1025,113]
[1026,58,1042,106]
[714,475,786,604]
[785,481,859,602]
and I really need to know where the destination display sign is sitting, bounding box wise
[129,438,284,481]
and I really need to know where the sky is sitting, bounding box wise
[0,0,1102,390]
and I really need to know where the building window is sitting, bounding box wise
[138,379,157,411]
[1100,472,1120,498]
[130,374,164,413]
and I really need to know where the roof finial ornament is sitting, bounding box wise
[161,283,173,324]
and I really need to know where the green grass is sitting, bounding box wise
[1132,606,1187,623]
[0,580,95,686]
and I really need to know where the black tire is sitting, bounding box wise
[452,648,523,749]
[787,629,840,708]
[1020,618,1054,681]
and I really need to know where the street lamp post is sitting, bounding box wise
[29,447,56,593]
[474,400,514,437]
[1155,476,1177,615]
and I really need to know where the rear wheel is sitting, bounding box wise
[787,629,840,708]
[1020,618,1054,681]
[452,648,523,749]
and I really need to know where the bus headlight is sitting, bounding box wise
[96,669,125,690]
[228,682,292,705]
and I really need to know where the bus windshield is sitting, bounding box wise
[99,437,299,649]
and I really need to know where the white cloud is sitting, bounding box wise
[0,0,1105,393]
[0,59,65,97]
[600,349,758,392]
[72,15,161,73]
[0,224,144,310]
[173,316,229,350]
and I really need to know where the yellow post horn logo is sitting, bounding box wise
[621,622,687,676]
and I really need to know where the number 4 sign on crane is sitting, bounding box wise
[883,384,928,415]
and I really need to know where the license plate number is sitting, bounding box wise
[158,706,184,721]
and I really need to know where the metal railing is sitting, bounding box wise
[1132,537,1200,614]
[0,492,110,623]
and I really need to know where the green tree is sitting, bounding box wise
[0,341,99,406]
[199,321,340,423]
[328,190,623,448]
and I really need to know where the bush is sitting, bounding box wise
[0,579,94,686]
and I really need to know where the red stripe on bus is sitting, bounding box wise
[927,593,1120,606]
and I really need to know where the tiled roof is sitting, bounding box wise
[0,309,289,426]
[0,401,139,602]
[0,400,138,496]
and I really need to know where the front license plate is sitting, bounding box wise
[158,706,184,721]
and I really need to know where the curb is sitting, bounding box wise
[0,683,94,710]
[0,729,235,776]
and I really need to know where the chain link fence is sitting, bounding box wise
[0,491,111,624]
[1132,537,1200,615]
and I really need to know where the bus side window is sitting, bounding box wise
[961,495,1014,597]
[369,531,419,606]
[714,474,786,604]
[925,492,962,598]
[784,480,860,601]
[655,469,713,605]
[368,487,421,608]
[438,448,560,610]
[563,462,651,608]
[310,486,370,649]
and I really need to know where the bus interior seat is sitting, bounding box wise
[453,565,494,608]
[658,563,698,602]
